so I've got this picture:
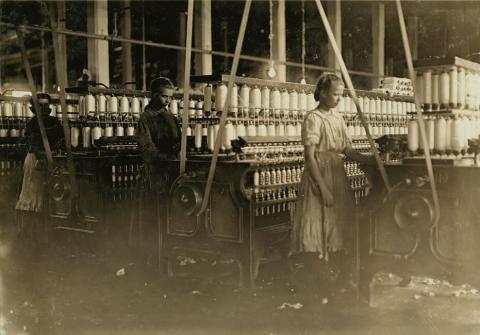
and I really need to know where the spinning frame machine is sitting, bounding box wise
[6,0,480,297]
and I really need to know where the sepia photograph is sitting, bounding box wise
[1,0,480,334]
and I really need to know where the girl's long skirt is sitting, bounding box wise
[16,153,45,212]
[290,151,354,259]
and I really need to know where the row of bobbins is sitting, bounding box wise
[416,67,480,111]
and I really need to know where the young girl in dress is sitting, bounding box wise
[16,93,64,245]
[290,73,374,302]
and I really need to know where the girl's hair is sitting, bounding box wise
[150,76,175,93]
[314,73,344,100]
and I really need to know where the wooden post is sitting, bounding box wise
[272,0,286,81]
[372,2,385,88]
[177,11,186,87]
[87,0,109,86]
[327,0,341,73]
[122,0,133,88]
[194,0,212,76]
[57,1,67,84]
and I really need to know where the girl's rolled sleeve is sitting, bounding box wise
[302,113,321,146]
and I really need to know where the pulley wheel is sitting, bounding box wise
[48,168,71,202]
[171,183,202,216]
[394,193,434,232]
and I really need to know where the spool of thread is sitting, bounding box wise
[126,126,135,136]
[189,99,196,118]
[86,93,96,115]
[289,90,298,115]
[186,125,192,137]
[250,86,261,115]
[230,84,239,114]
[450,117,463,153]
[215,83,228,112]
[344,96,351,114]
[362,96,370,116]
[376,98,382,117]
[91,126,102,145]
[261,87,270,111]
[439,71,450,108]
[267,123,276,137]
[142,97,149,113]
[465,71,472,110]
[224,122,234,150]
[423,71,432,109]
[108,95,119,114]
[445,118,452,151]
[115,125,124,137]
[431,73,439,110]
[270,88,281,114]
[3,102,12,117]
[247,123,257,136]
[71,127,80,147]
[97,93,106,117]
[26,103,34,118]
[195,101,204,117]
[461,117,469,151]
[257,123,267,136]
[9,129,19,137]
[425,118,434,150]
[239,84,249,114]
[236,122,246,137]
[204,84,213,113]
[458,68,466,109]
[307,93,316,110]
[434,117,446,152]
[14,102,23,118]
[0,129,7,137]
[131,97,140,119]
[449,67,458,108]
[276,123,285,136]
[347,124,355,137]
[296,123,302,137]
[207,125,215,152]
[369,98,376,115]
[78,96,85,117]
[298,90,307,112]
[416,74,424,108]
[194,123,203,150]
[82,127,91,148]
[104,126,113,137]
[286,123,295,136]
[280,89,289,113]
[169,99,178,116]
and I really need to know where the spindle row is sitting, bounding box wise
[407,115,480,156]
[110,164,143,201]
[416,66,480,111]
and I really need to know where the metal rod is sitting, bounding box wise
[198,0,252,216]
[395,1,440,225]
[3,21,381,79]
[314,0,392,192]
[141,0,146,91]
[17,30,54,169]
[180,0,194,175]
[47,3,80,212]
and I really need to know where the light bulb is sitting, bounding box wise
[267,65,276,79]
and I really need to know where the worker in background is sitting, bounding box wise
[136,77,181,268]
[289,73,375,304]
[16,93,64,245]
[137,76,181,188]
